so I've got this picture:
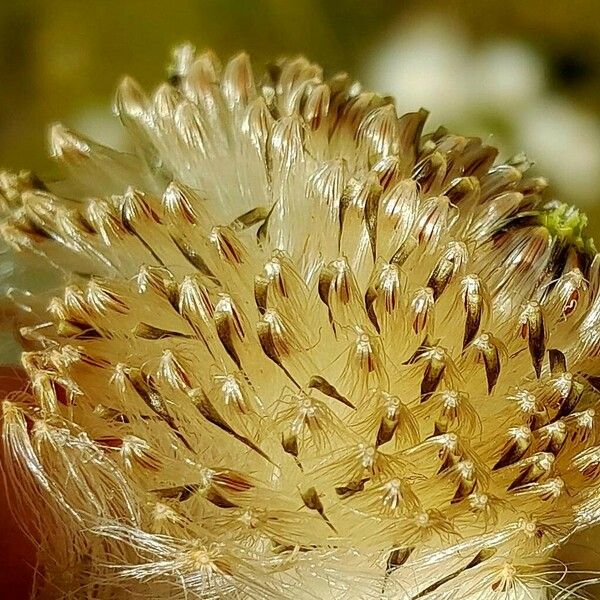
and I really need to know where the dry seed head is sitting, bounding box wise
[1,45,600,600]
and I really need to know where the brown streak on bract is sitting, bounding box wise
[232,206,270,230]
[282,431,299,458]
[493,430,531,471]
[444,176,478,206]
[300,486,337,533]
[549,348,567,376]
[191,388,272,463]
[364,285,380,333]
[521,303,546,378]
[427,257,454,301]
[257,320,300,387]
[171,235,218,281]
[308,375,355,409]
[214,299,244,369]
[257,201,277,245]
[451,473,477,503]
[375,413,399,447]
[317,266,335,327]
[254,275,269,315]
[132,322,191,340]
[420,357,445,402]
[385,546,414,574]
[213,470,254,492]
[474,334,501,394]
[154,483,200,502]
[211,226,245,264]
[462,280,483,349]
[128,372,194,452]
[335,478,369,499]
[390,237,417,268]
[364,180,382,263]
[398,107,428,173]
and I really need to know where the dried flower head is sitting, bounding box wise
[2,45,600,599]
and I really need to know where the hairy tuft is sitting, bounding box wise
[2,45,600,599]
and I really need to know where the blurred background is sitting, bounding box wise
[2,0,600,220]
[1,0,600,595]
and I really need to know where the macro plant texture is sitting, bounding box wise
[2,45,600,599]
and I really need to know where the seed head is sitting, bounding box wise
[2,45,600,599]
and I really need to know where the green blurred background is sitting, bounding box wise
[1,0,600,593]
[0,0,600,224]
[1,0,600,226]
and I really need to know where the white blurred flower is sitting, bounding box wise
[366,18,472,124]
[516,98,600,203]
[367,15,600,207]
